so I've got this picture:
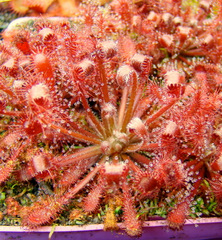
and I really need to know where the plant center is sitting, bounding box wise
[100,130,129,155]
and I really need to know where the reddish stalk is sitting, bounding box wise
[123,142,159,152]
[79,85,106,137]
[41,118,101,144]
[122,154,140,172]
[96,58,115,137]
[96,58,110,103]
[0,85,15,98]
[0,139,29,183]
[55,145,102,167]
[0,111,22,117]
[129,152,151,165]
[184,49,206,57]
[68,120,100,140]
[117,87,129,130]
[60,156,106,205]
[121,72,138,132]
[144,99,177,126]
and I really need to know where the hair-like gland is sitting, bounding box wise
[38,28,56,42]
[0,140,28,184]
[0,161,15,184]
[28,83,51,110]
[122,182,142,237]
[32,53,53,79]
[57,158,95,188]
[83,181,105,212]
[211,154,222,172]
[130,53,152,74]
[12,32,31,55]
[209,173,222,206]
[6,197,21,217]
[21,197,62,228]
[98,41,118,59]
[167,201,189,230]
[1,56,18,77]
[27,153,51,177]
[135,171,159,195]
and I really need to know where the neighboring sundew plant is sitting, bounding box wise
[0,0,222,236]
[0,0,80,17]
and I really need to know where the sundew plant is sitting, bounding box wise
[0,0,222,236]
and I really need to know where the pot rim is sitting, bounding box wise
[0,217,221,233]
